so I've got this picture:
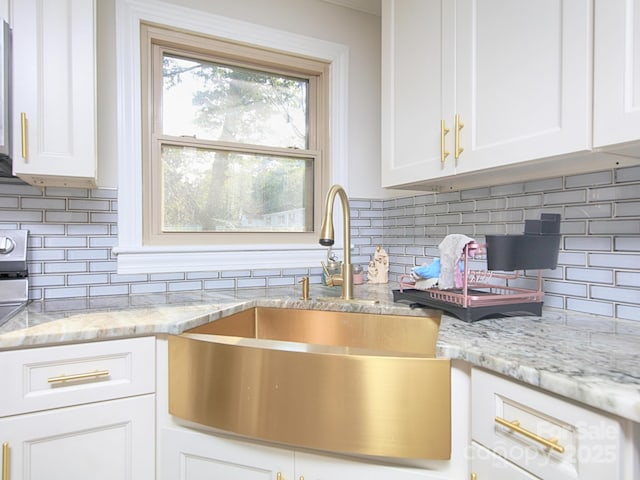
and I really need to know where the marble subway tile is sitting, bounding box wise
[565,170,613,188]
[0,165,638,317]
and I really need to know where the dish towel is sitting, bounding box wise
[438,234,474,289]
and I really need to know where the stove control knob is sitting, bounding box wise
[0,236,15,254]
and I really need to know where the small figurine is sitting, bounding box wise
[367,245,389,284]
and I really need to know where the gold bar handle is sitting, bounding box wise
[470,474,477,480]
[440,119,450,164]
[48,369,110,384]
[495,416,565,453]
[276,473,282,480]
[454,113,464,159]
[20,112,28,160]
[2,442,8,480]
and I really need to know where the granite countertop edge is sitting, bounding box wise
[1,284,638,424]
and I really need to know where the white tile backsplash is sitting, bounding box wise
[0,164,639,320]
[378,165,640,321]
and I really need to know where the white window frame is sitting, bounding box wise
[113,0,349,274]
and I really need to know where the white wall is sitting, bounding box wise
[97,0,387,198]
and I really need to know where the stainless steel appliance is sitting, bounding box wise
[0,229,29,325]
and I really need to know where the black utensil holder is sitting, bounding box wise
[486,234,560,271]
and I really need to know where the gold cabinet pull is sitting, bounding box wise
[440,119,450,164]
[470,474,477,480]
[20,112,28,160]
[2,442,8,480]
[454,113,464,159]
[495,416,565,453]
[48,369,110,384]
[276,473,282,480]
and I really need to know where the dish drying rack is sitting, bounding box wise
[393,214,561,322]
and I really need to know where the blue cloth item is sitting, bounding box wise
[412,258,441,279]
[413,258,466,279]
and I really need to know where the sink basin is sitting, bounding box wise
[169,307,450,459]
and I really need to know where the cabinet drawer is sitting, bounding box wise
[0,337,155,416]
[470,441,538,479]
[472,368,623,480]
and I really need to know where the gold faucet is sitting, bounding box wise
[319,184,353,300]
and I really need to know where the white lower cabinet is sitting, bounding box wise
[469,442,538,480]
[295,451,449,480]
[470,368,633,480]
[0,336,155,416]
[0,337,156,480]
[0,395,155,480]
[160,426,449,480]
[160,427,294,480]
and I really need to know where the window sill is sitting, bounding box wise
[112,244,333,274]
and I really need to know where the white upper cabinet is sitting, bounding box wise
[593,0,640,152]
[382,0,592,190]
[455,0,591,173]
[11,0,97,188]
[381,0,456,187]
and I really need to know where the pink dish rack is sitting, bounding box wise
[394,214,561,322]
[395,242,546,322]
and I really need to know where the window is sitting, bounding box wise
[141,24,330,246]
[114,0,349,273]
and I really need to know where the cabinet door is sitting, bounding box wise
[381,0,456,188]
[295,451,449,480]
[0,395,155,480]
[469,442,538,480]
[593,0,640,150]
[160,426,294,480]
[455,0,591,174]
[11,0,97,187]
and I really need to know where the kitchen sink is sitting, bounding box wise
[168,307,450,459]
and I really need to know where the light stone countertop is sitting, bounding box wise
[1,283,639,423]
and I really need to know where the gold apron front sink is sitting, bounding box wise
[168,307,451,460]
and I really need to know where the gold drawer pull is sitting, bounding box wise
[20,112,28,160]
[2,442,8,480]
[48,369,110,384]
[440,119,450,164]
[454,113,464,159]
[495,416,565,453]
